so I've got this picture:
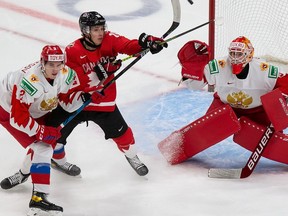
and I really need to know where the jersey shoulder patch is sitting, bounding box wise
[62,67,75,85]
[20,75,38,96]
[268,65,279,79]
[208,59,220,74]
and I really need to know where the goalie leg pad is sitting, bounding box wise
[233,117,288,164]
[158,104,241,164]
[261,88,288,131]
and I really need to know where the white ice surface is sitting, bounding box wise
[0,0,288,215]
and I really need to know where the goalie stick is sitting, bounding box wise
[208,89,287,179]
[58,0,181,129]
[208,124,274,179]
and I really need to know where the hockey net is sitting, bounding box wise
[209,0,288,72]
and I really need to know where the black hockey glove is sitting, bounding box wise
[138,33,168,54]
[94,57,122,81]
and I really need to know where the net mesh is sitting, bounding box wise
[214,0,288,63]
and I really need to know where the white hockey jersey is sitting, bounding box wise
[203,57,279,109]
[0,61,83,137]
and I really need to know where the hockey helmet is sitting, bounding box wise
[79,11,106,36]
[228,36,254,74]
[40,45,65,64]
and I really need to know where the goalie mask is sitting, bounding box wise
[228,36,254,74]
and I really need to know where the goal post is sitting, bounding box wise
[209,0,288,65]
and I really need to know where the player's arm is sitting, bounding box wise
[10,83,60,145]
[10,84,39,136]
[57,67,85,113]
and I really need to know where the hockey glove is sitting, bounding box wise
[36,125,61,145]
[94,57,122,81]
[178,40,210,81]
[90,91,104,104]
[82,87,105,104]
[138,33,168,54]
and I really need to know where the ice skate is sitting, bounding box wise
[51,159,81,176]
[27,191,63,216]
[125,155,149,176]
[0,170,30,189]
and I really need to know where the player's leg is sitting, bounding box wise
[46,106,81,176]
[0,149,32,189]
[0,106,32,189]
[234,89,288,164]
[158,104,241,164]
[27,142,63,215]
[89,106,149,176]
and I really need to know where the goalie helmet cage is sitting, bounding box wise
[208,0,288,67]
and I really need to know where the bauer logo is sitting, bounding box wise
[268,65,278,79]
[247,127,273,170]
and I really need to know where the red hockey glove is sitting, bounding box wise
[178,40,210,81]
[138,33,168,54]
[94,57,122,81]
[91,91,104,104]
[82,87,105,104]
[36,125,61,145]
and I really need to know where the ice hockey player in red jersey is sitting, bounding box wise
[0,45,84,215]
[44,11,168,176]
[158,36,288,165]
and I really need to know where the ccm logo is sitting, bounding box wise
[248,127,273,170]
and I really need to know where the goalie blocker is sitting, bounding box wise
[158,104,241,164]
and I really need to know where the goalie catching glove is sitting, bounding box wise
[138,33,168,54]
[94,56,122,81]
[178,40,210,81]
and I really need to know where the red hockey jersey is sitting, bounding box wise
[65,31,142,112]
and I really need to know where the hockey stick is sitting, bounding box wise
[120,0,180,63]
[110,19,217,91]
[120,17,222,63]
[208,89,288,179]
[208,124,274,179]
[95,20,214,103]
[58,0,181,129]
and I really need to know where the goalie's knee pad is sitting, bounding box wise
[234,117,288,164]
[158,104,241,164]
[112,127,135,153]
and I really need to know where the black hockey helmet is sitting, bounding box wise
[79,11,106,36]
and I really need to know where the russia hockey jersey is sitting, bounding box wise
[0,61,82,137]
[204,57,287,109]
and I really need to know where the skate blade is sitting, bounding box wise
[27,208,63,216]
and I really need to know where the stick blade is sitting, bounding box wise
[208,168,242,179]
[162,0,181,39]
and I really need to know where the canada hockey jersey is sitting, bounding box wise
[65,31,142,112]
[0,61,82,137]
